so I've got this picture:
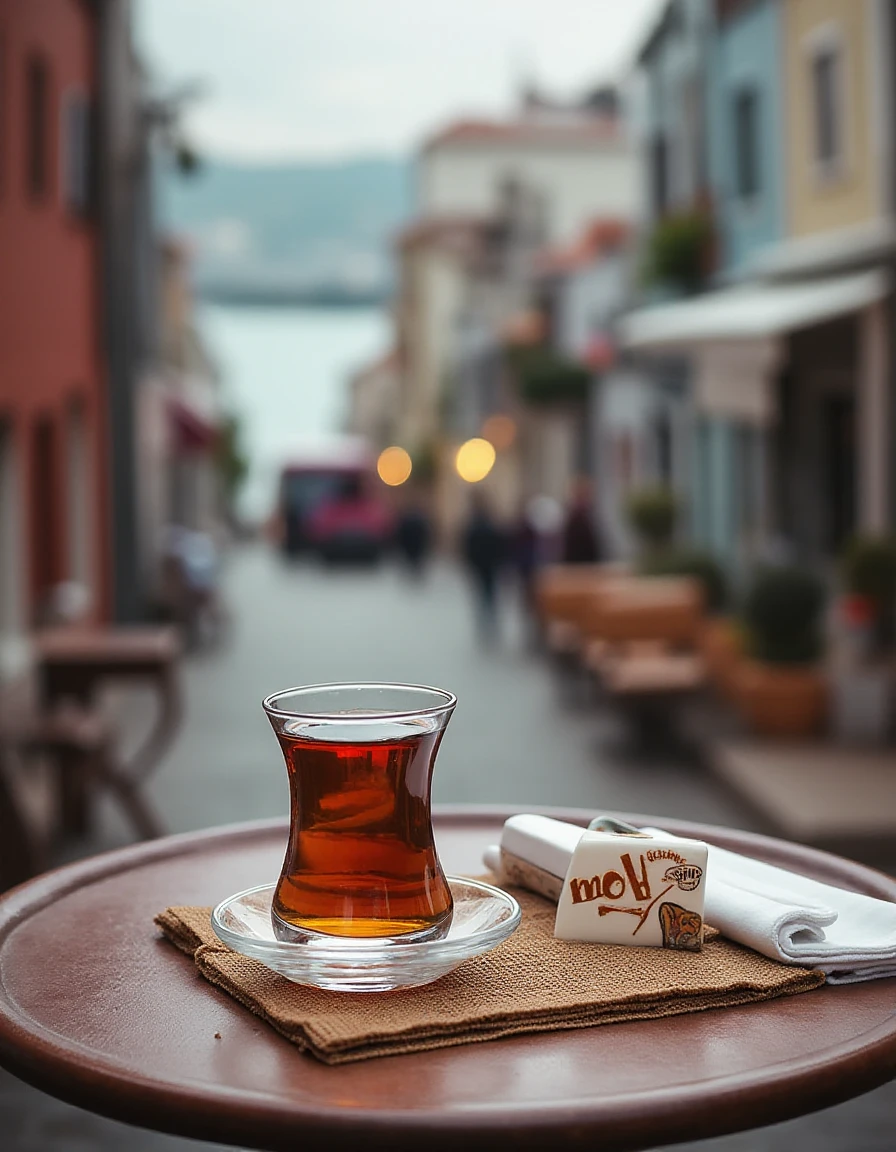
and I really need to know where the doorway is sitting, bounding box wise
[822,393,857,554]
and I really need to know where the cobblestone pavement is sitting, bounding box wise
[1,544,893,1151]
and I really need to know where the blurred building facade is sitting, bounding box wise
[622,0,896,573]
[637,0,713,227]
[95,0,159,622]
[0,0,110,677]
[345,348,402,449]
[0,0,219,682]
[137,238,224,603]
[348,0,896,566]
[535,220,677,557]
[392,216,491,459]
[354,94,640,539]
[418,101,637,244]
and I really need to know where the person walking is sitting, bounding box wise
[461,493,505,642]
[561,477,602,564]
[394,497,432,579]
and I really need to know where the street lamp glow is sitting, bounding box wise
[455,438,496,484]
[377,446,413,486]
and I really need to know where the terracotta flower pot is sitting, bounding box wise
[733,660,827,738]
[698,617,743,701]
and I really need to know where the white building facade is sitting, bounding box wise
[419,117,638,244]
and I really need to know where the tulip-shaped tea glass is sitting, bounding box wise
[263,682,456,944]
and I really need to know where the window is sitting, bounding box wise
[811,46,841,169]
[30,417,62,617]
[25,53,50,199]
[650,132,668,218]
[63,91,92,214]
[732,87,759,200]
[655,410,673,485]
[681,75,705,195]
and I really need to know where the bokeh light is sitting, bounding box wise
[377,446,413,486]
[455,438,496,483]
[481,414,517,451]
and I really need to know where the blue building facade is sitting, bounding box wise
[684,0,786,567]
[639,0,713,229]
[627,0,895,582]
[707,0,786,274]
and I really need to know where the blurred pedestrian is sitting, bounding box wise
[514,499,541,617]
[395,497,432,579]
[561,477,602,564]
[461,493,505,642]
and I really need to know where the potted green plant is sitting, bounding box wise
[639,547,727,613]
[625,486,677,553]
[642,208,714,295]
[833,535,896,744]
[841,535,896,655]
[507,346,591,406]
[735,566,827,738]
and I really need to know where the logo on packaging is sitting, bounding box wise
[566,850,704,950]
[662,863,703,891]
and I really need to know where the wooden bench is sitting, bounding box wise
[580,578,708,740]
[535,564,630,658]
[588,576,704,648]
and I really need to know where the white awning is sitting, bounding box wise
[620,269,889,351]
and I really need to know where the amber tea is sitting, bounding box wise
[263,684,455,942]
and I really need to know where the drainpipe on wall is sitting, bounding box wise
[874,0,896,532]
[96,0,144,621]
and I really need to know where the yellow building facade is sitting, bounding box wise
[783,0,885,237]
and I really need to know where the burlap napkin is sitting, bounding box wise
[155,885,824,1064]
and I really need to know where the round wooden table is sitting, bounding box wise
[0,807,894,1151]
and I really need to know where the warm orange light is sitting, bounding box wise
[455,438,496,483]
[377,446,413,487]
[481,414,517,451]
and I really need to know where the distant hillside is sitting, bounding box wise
[156,156,411,295]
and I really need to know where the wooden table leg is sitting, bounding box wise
[121,665,183,787]
[57,739,92,837]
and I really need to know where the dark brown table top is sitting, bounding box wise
[0,807,894,1152]
[35,626,180,666]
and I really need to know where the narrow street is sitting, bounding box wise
[147,543,753,836]
[2,543,893,1152]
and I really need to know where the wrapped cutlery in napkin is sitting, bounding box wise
[483,815,896,984]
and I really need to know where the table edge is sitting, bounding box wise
[0,807,894,1151]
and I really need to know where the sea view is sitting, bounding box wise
[197,302,390,522]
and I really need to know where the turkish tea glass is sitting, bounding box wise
[263,682,456,944]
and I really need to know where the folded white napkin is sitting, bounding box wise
[484,816,896,984]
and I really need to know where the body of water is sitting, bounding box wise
[197,303,390,522]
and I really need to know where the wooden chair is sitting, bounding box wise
[0,675,163,891]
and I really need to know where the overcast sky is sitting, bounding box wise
[135,0,663,163]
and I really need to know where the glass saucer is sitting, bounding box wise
[211,876,521,992]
